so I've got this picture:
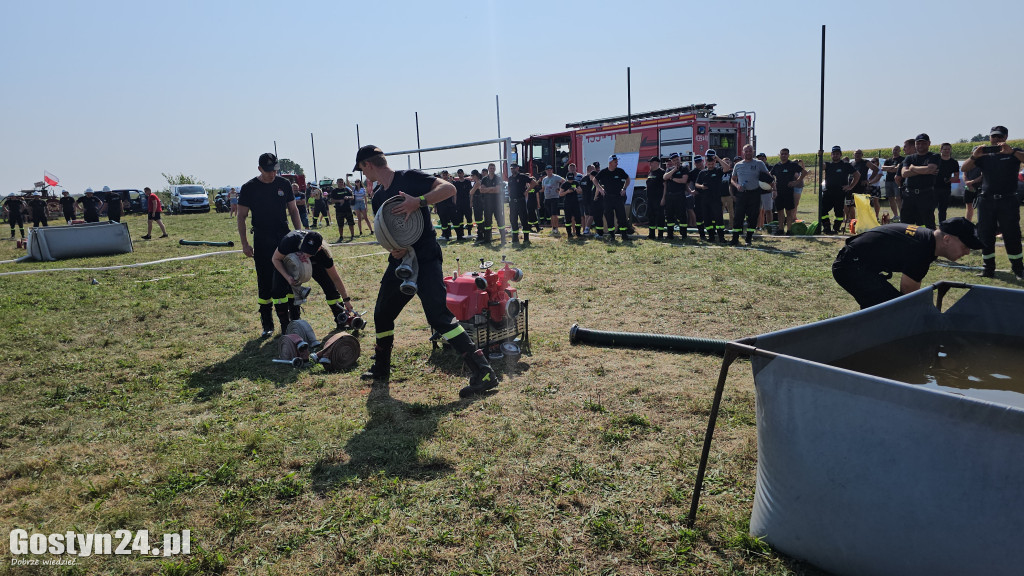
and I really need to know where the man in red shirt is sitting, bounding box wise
[141,187,169,239]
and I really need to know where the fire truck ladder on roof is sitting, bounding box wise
[565,104,719,129]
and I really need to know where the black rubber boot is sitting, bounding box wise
[259,304,274,337]
[729,233,740,246]
[360,344,392,381]
[290,303,301,320]
[1013,263,1024,281]
[458,349,499,398]
[745,232,754,245]
[274,303,291,334]
[978,260,996,278]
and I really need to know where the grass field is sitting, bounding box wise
[0,198,1015,575]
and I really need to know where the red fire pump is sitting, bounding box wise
[436,256,530,357]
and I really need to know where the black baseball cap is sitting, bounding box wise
[608,154,619,163]
[756,153,767,159]
[259,153,279,171]
[915,133,930,141]
[694,155,704,162]
[300,231,323,254]
[545,164,553,170]
[705,149,717,157]
[939,217,982,249]
[990,125,1009,137]
[649,156,660,163]
[669,152,679,159]
[353,145,384,171]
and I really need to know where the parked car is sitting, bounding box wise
[169,185,210,214]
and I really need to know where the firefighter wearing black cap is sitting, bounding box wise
[507,163,534,243]
[559,164,583,238]
[900,133,941,229]
[663,154,689,240]
[595,155,631,240]
[695,150,731,242]
[961,125,1024,280]
[237,152,303,337]
[354,145,498,397]
[452,169,473,237]
[832,218,981,309]
[688,156,705,237]
[644,156,665,239]
[271,230,355,326]
[820,146,859,234]
[3,194,26,239]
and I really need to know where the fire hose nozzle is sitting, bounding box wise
[273,358,304,367]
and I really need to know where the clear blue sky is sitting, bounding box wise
[3,0,1020,194]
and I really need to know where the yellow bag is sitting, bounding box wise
[853,193,879,233]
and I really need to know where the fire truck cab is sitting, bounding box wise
[520,104,754,222]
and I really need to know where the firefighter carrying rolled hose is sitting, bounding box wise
[271,230,355,329]
[355,145,499,398]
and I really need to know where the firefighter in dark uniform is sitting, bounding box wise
[104,186,123,223]
[695,150,731,242]
[453,169,474,237]
[961,125,1024,280]
[663,154,689,240]
[331,179,356,242]
[77,188,104,223]
[4,194,26,239]
[688,156,704,238]
[28,193,48,227]
[644,156,666,239]
[271,230,355,327]
[507,163,534,243]
[820,146,859,234]
[527,174,543,233]
[586,164,604,236]
[59,190,76,224]
[900,133,941,229]
[832,218,980,309]
[354,145,498,397]
[435,171,462,241]
[559,165,583,238]
[237,153,303,337]
[596,155,631,240]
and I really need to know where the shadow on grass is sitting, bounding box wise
[310,381,488,490]
[185,336,303,401]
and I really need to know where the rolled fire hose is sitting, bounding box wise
[179,239,235,247]
[286,319,320,348]
[282,252,313,303]
[569,324,726,355]
[278,333,311,365]
[317,332,361,371]
[283,253,312,284]
[374,195,423,296]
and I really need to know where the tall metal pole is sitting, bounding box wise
[496,95,504,176]
[627,67,632,134]
[415,112,422,169]
[310,132,318,185]
[817,25,826,224]
[356,124,362,183]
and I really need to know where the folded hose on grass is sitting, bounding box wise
[569,324,727,355]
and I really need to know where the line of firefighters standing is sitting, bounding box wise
[422,145,796,248]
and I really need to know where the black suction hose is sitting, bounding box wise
[569,324,727,355]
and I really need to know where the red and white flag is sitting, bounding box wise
[43,171,59,187]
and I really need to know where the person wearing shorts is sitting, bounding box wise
[330,178,356,242]
[770,148,803,234]
[228,187,239,217]
[142,187,168,239]
[352,179,373,236]
[881,146,904,221]
[540,165,564,235]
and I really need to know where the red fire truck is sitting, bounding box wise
[519,104,754,222]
